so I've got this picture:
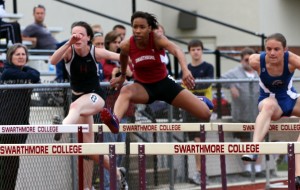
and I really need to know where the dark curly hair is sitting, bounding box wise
[131,11,158,30]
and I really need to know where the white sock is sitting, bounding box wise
[255,164,262,172]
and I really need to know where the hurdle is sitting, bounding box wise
[0,142,126,190]
[0,124,89,134]
[130,142,296,190]
[0,124,126,190]
[93,123,211,189]
[211,122,300,132]
[94,122,299,190]
[0,142,125,156]
[213,122,300,189]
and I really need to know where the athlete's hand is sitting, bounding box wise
[110,76,126,90]
[68,34,82,45]
[182,69,195,90]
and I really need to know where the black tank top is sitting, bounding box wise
[65,45,100,92]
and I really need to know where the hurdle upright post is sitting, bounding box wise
[288,143,296,190]
[109,144,117,190]
[218,124,227,190]
[153,131,158,186]
[139,144,146,190]
[98,125,104,190]
[200,124,207,190]
[77,126,83,190]
[265,133,271,190]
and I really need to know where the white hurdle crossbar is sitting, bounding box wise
[93,123,211,132]
[212,122,300,132]
[0,124,89,134]
[0,124,123,190]
[0,142,126,156]
[130,142,291,155]
[94,122,300,132]
[131,142,297,190]
[0,142,126,190]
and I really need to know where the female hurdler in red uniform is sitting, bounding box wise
[101,11,213,133]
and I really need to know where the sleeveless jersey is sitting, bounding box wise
[129,32,167,83]
[259,51,297,98]
[65,45,100,92]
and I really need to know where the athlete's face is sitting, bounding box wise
[265,39,286,64]
[132,18,151,41]
[71,26,90,49]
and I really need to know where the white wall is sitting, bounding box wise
[259,0,300,46]
[4,0,300,47]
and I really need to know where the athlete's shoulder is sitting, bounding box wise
[120,39,130,54]
[249,53,261,72]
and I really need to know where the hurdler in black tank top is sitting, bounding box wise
[68,45,100,93]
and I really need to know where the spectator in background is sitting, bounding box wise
[22,4,63,124]
[0,43,40,190]
[179,39,214,185]
[90,30,106,187]
[113,24,126,41]
[155,23,173,76]
[92,32,105,81]
[22,4,57,49]
[91,24,105,81]
[92,32,104,49]
[101,30,134,190]
[0,0,22,46]
[91,23,103,34]
[221,47,264,177]
[53,40,68,82]
[102,31,122,81]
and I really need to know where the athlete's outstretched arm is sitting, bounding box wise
[94,47,120,62]
[50,34,82,65]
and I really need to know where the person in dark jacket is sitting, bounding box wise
[0,43,40,190]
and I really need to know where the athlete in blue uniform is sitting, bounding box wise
[240,33,300,187]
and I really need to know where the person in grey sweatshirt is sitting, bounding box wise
[222,47,264,177]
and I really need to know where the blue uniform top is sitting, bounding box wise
[258,51,299,116]
[259,51,297,97]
